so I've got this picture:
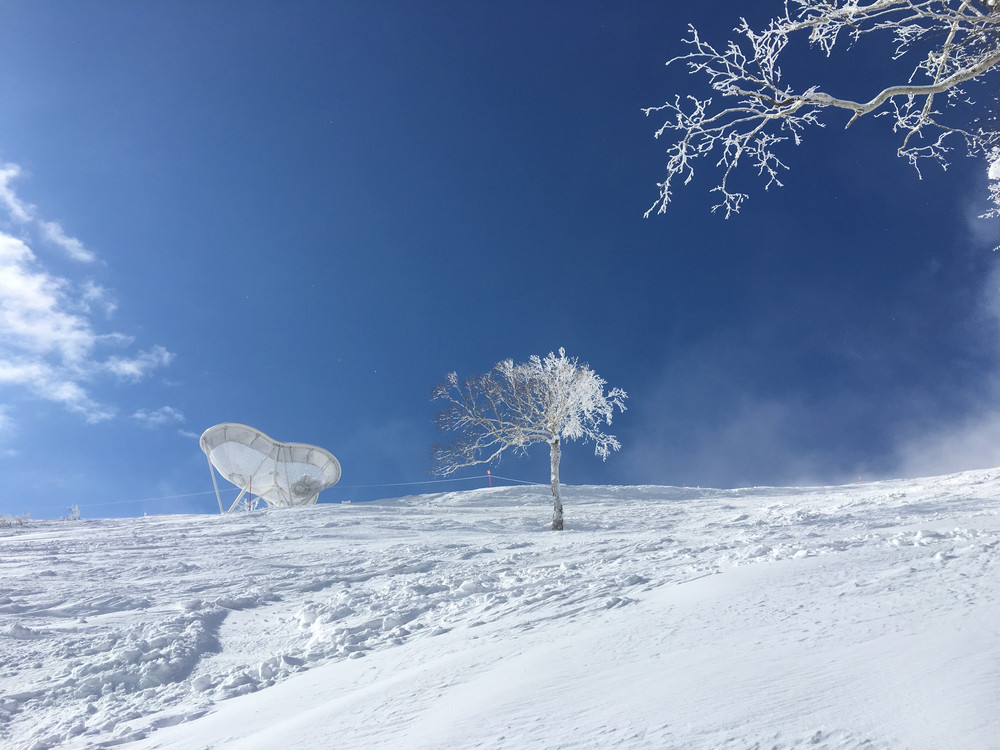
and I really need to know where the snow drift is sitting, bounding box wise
[1,471,999,749]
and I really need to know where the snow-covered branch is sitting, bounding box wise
[646,0,1000,217]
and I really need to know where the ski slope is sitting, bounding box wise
[2,471,999,749]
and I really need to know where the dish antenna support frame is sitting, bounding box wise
[199,423,342,513]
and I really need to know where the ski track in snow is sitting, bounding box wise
[1,471,999,749]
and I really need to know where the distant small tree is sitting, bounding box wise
[65,505,81,521]
[0,513,30,528]
[432,348,627,530]
[646,0,1000,218]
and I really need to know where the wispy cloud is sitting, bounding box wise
[80,281,117,317]
[0,234,96,362]
[0,359,115,422]
[132,406,185,429]
[39,220,96,263]
[1,162,98,263]
[891,402,1000,478]
[875,179,1000,479]
[889,257,1000,478]
[106,346,175,383]
[0,163,35,223]
[616,386,855,489]
[0,164,174,424]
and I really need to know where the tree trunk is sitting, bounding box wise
[549,436,563,530]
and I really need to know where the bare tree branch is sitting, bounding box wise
[646,0,1000,217]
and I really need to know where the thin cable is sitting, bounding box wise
[69,472,543,510]
[487,474,544,486]
[338,474,491,489]
[79,488,239,509]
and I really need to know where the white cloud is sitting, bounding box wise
[132,406,185,429]
[0,234,96,363]
[0,164,96,263]
[892,406,1000,479]
[0,163,35,223]
[40,220,96,263]
[887,250,1000,478]
[0,358,116,423]
[886,269,1000,478]
[39,376,117,423]
[80,281,117,317]
[0,164,174,424]
[106,346,175,383]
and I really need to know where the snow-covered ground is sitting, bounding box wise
[2,470,1000,749]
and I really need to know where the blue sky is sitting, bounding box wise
[2,1,1000,519]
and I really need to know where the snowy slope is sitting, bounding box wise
[2,472,999,749]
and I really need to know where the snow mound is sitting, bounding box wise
[2,470,999,749]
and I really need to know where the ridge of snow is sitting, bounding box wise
[2,469,999,749]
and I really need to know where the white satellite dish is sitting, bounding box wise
[199,423,341,513]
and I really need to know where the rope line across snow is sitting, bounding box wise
[70,473,543,510]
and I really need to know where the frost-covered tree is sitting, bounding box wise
[646,0,1000,218]
[0,512,30,527]
[433,349,627,530]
